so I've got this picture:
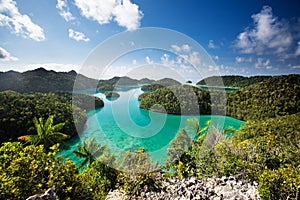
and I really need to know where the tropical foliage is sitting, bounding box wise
[0,91,103,143]
[18,115,69,149]
[197,75,271,88]
[0,143,87,199]
[139,85,211,115]
[141,78,181,91]
[73,138,107,168]
[104,91,120,98]
[1,74,300,199]
[226,74,300,120]
[118,148,162,197]
[166,113,300,199]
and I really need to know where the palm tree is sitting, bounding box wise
[186,118,211,140]
[18,115,69,148]
[72,138,106,168]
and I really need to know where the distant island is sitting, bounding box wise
[139,74,300,120]
[105,91,120,98]
[197,75,272,88]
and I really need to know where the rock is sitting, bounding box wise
[117,176,260,200]
[26,186,56,200]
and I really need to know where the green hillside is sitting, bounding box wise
[141,78,181,91]
[197,75,271,88]
[226,74,300,121]
[0,68,98,93]
[0,91,104,143]
[139,85,211,115]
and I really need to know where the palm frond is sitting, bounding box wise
[44,116,53,132]
[80,158,89,168]
[72,150,87,158]
[50,123,65,132]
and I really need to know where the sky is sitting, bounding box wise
[1,0,300,80]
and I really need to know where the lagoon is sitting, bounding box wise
[60,87,244,166]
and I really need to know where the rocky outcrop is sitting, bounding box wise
[107,176,260,200]
[26,186,56,200]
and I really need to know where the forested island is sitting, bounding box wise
[0,69,299,199]
[197,75,272,88]
[105,91,120,98]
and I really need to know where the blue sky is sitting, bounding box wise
[0,0,300,79]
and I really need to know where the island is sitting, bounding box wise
[105,91,120,98]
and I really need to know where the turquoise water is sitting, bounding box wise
[60,87,244,166]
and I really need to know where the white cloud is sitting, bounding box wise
[74,0,143,31]
[212,55,219,61]
[255,57,272,69]
[295,41,300,57]
[170,44,201,66]
[235,6,292,55]
[0,0,45,41]
[291,65,300,69]
[208,65,219,72]
[161,54,175,66]
[145,56,153,64]
[113,0,143,31]
[208,40,217,49]
[132,59,137,65]
[181,44,191,52]
[56,0,75,22]
[186,51,201,66]
[171,44,181,52]
[235,56,252,63]
[68,29,90,42]
[0,47,18,61]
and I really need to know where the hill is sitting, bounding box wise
[97,76,155,86]
[0,68,98,93]
[97,76,155,91]
[226,74,300,120]
[197,75,271,88]
[0,91,104,143]
[139,85,211,115]
[141,78,181,91]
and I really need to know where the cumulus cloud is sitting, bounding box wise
[171,44,201,66]
[56,0,75,22]
[161,54,175,66]
[290,65,300,69]
[255,57,272,69]
[68,29,90,42]
[145,56,153,64]
[212,55,219,61]
[0,0,45,41]
[0,47,18,61]
[208,40,217,49]
[113,0,143,31]
[74,0,143,31]
[235,6,292,55]
[235,56,252,63]
[295,41,300,57]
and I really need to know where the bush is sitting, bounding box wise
[118,148,162,197]
[0,142,88,199]
[259,165,300,200]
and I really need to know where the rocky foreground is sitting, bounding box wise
[26,176,260,200]
[106,176,260,200]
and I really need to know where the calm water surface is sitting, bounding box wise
[60,87,244,166]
